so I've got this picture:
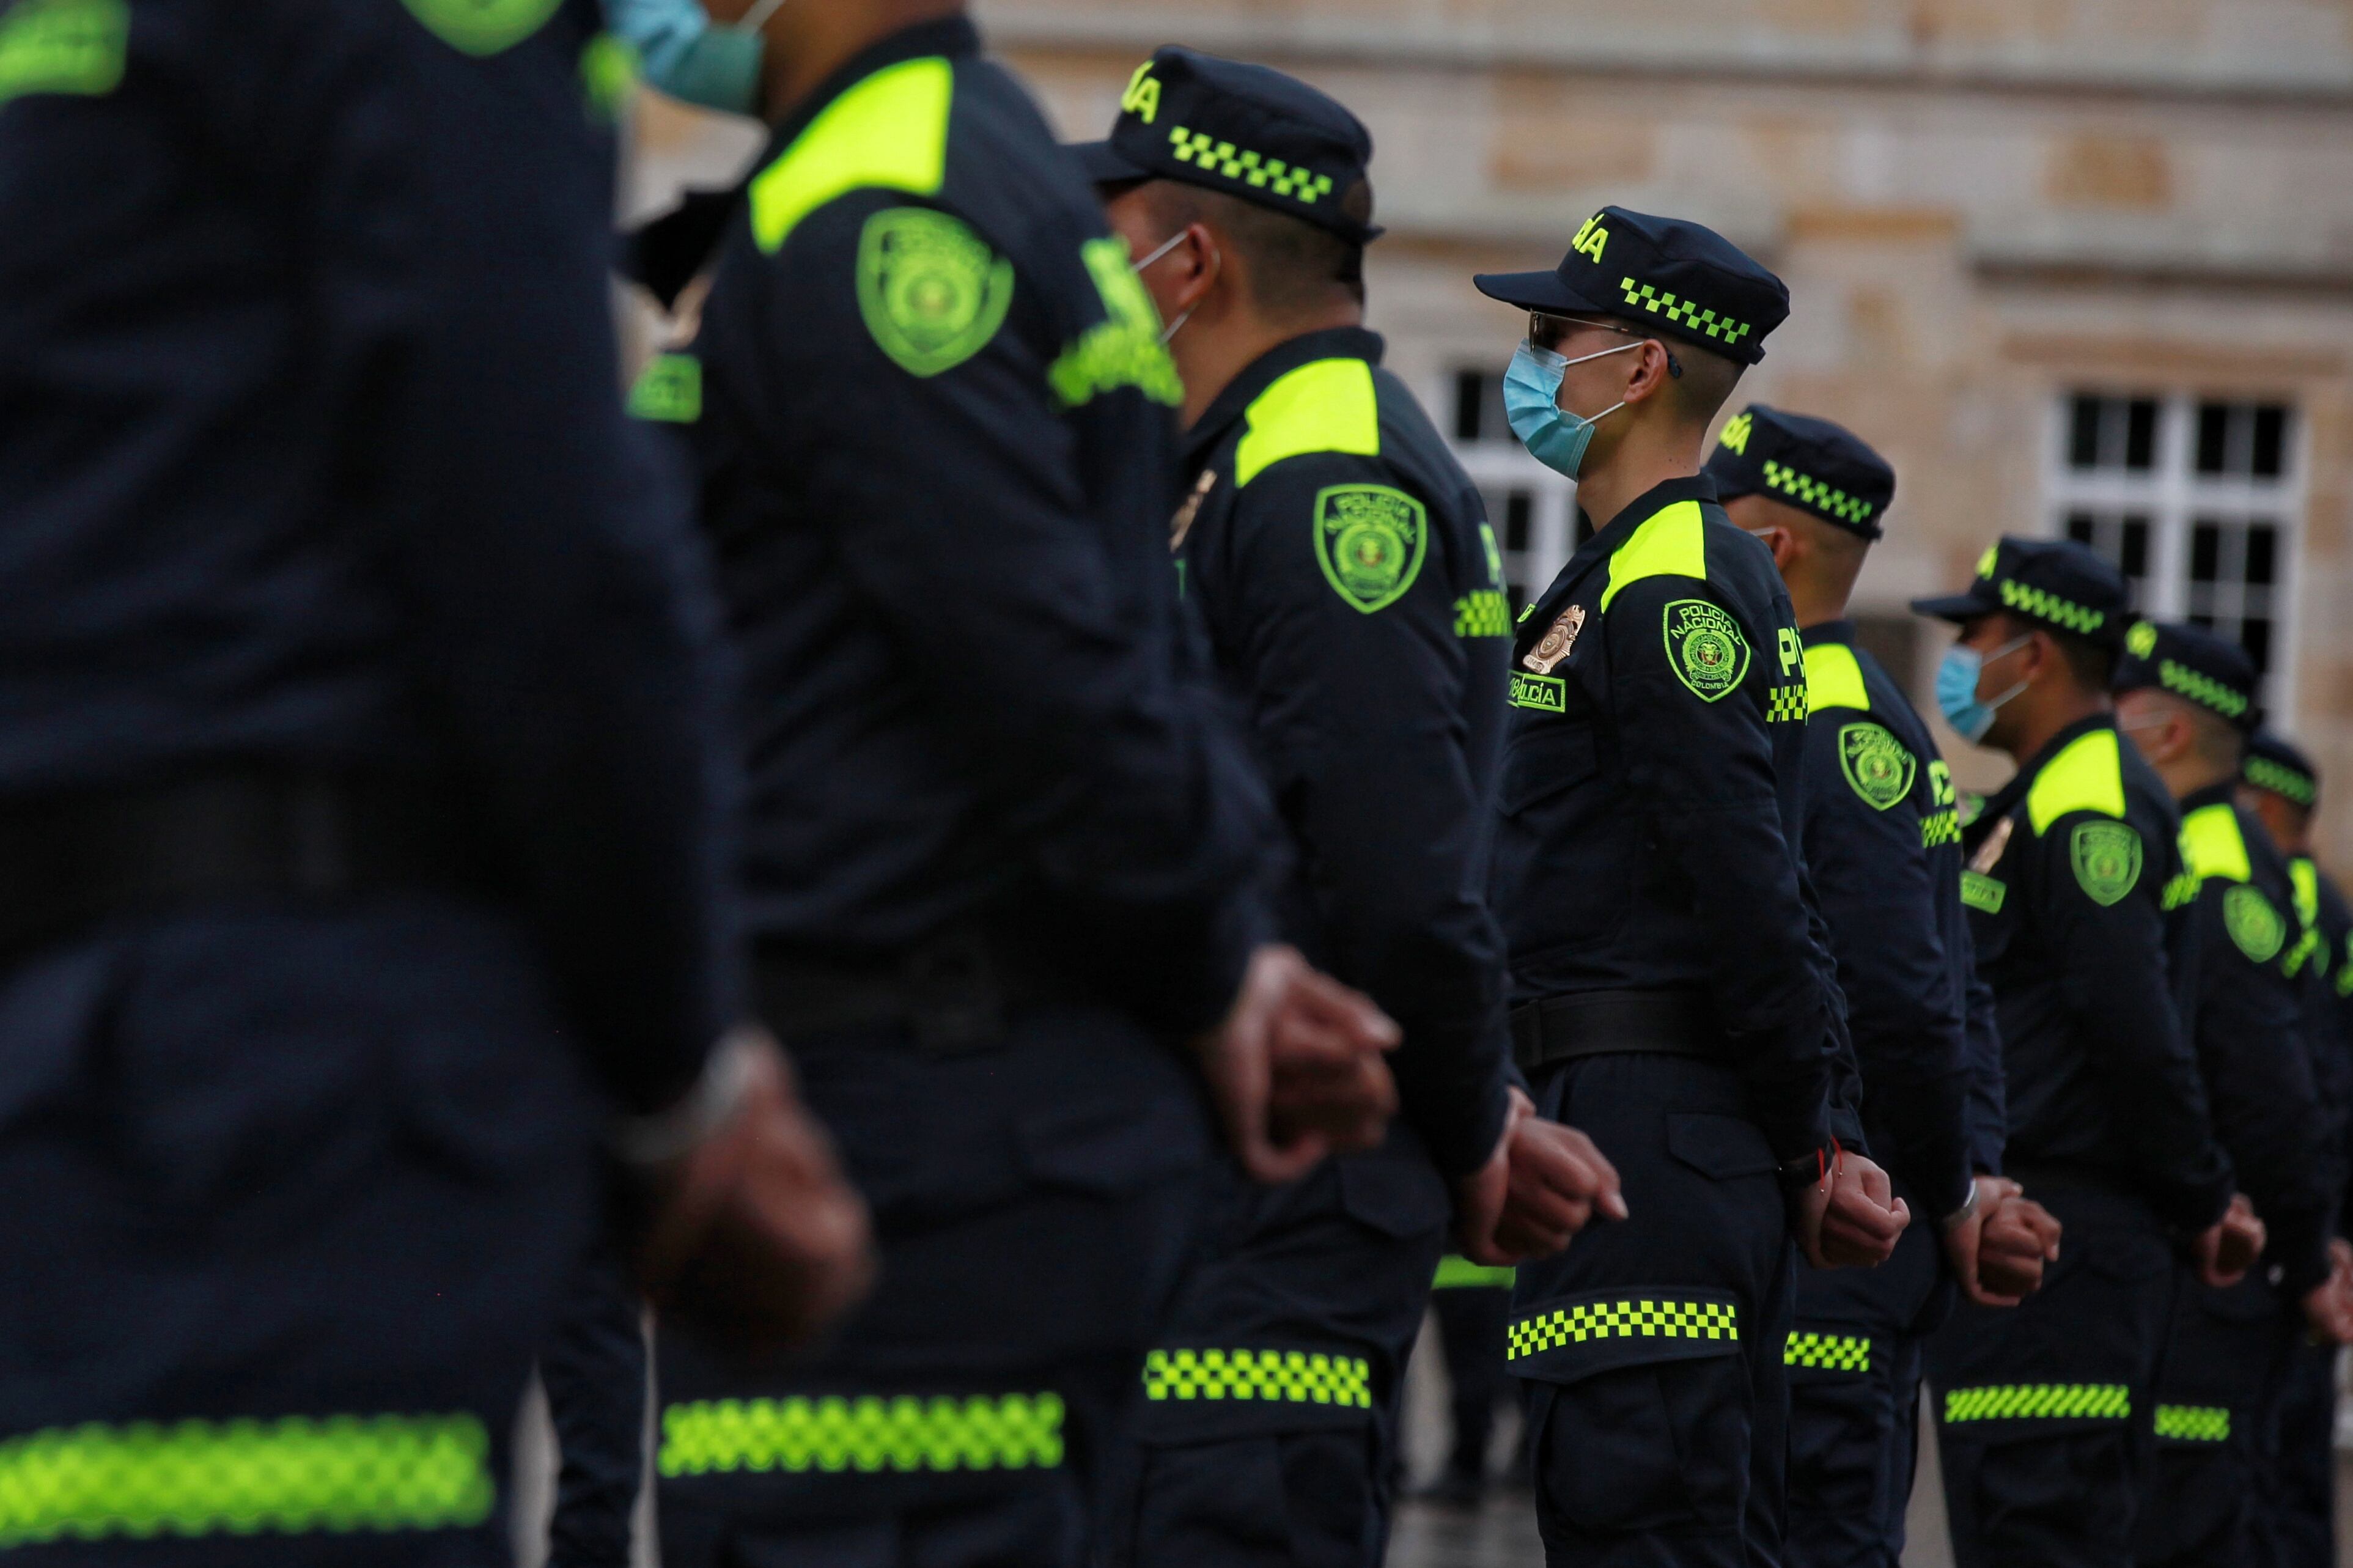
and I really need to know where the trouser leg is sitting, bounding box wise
[1431,1285,1512,1482]
[2265,1341,2338,1568]
[2132,1272,2288,1568]
[542,1234,649,1568]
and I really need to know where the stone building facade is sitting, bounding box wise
[628,0,2353,865]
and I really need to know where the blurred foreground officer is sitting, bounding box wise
[2237,732,2353,1568]
[2113,625,2353,1568]
[1710,409,2061,1567]
[629,6,1401,1567]
[1080,50,1623,1566]
[0,0,868,1559]
[1475,211,1909,1568]
[1912,540,2258,1568]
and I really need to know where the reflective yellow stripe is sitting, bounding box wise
[1233,359,1380,487]
[2025,728,2126,836]
[1802,641,1869,713]
[0,1414,493,1547]
[1784,1331,1871,1371]
[1143,1349,1372,1407]
[1433,1256,1515,1289]
[658,1394,1064,1476]
[1943,1384,2129,1422]
[2154,1404,2231,1442]
[750,57,952,254]
[2181,802,2251,885]
[1598,501,1707,613]
[2291,858,2322,930]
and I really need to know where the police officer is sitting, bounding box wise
[1709,408,2062,1567]
[2236,731,2353,1568]
[1911,539,2261,1568]
[1475,210,1909,1567]
[2113,625,2353,1567]
[628,5,1402,1566]
[0,0,868,1558]
[1077,50,1624,1566]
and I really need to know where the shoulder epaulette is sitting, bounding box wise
[1234,358,1380,487]
[2025,727,2127,835]
[1802,642,1869,713]
[2180,802,2251,884]
[1598,501,1707,612]
[749,56,954,254]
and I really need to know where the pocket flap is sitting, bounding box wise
[1664,1113,1778,1182]
[1507,1286,1745,1387]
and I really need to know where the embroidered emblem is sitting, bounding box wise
[2126,620,2159,659]
[1838,723,1915,811]
[1663,598,1749,702]
[2071,821,2143,907]
[1509,672,1565,713]
[402,0,564,55]
[856,208,1015,379]
[2223,885,2286,964]
[1961,871,2006,914]
[1313,485,1427,614]
[1523,605,1586,675]
[1170,468,1217,553]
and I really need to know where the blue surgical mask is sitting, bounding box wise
[609,0,779,117]
[1502,338,1638,479]
[1934,636,2032,743]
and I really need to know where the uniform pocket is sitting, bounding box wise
[1665,1113,1779,1181]
[1533,1353,1752,1536]
[1334,1147,1451,1240]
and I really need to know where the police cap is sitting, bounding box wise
[2242,731,2321,809]
[1704,405,1894,539]
[1473,207,1789,366]
[1910,536,2130,649]
[1071,47,1380,245]
[2114,620,2264,734]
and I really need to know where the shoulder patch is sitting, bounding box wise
[1048,237,1182,408]
[855,207,1014,378]
[1663,598,1750,702]
[401,0,562,55]
[1313,485,1427,614]
[627,353,701,424]
[1838,723,1916,811]
[2223,885,2286,964]
[2070,820,2143,907]
[0,0,128,101]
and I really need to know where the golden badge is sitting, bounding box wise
[1523,604,1586,674]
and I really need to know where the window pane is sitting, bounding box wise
[2196,403,2231,475]
[2245,523,2277,586]
[2125,399,2158,470]
[1453,370,1485,443]
[2068,396,2102,469]
[1504,491,1532,553]
[2190,521,2222,583]
[2066,511,2096,545]
[2244,619,2273,675]
[2252,406,2287,479]
[2119,517,2150,580]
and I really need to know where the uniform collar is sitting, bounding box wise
[1184,325,1385,468]
[2181,777,2240,815]
[1980,710,2118,825]
[1801,619,1856,649]
[764,17,982,158]
[1556,472,1719,585]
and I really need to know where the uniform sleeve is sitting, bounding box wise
[2195,892,2334,1296]
[2036,813,2234,1234]
[1210,455,1512,1177]
[1605,575,1837,1161]
[1962,967,2008,1176]
[751,196,1272,1039]
[1798,721,1972,1216]
[285,1,742,1113]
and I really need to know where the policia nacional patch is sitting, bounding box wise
[1838,723,1915,811]
[1313,485,1427,614]
[2224,885,2287,963]
[1663,599,1750,702]
[856,208,1016,379]
[2070,821,2143,907]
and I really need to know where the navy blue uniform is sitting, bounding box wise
[1785,624,2005,1568]
[1492,476,1863,1568]
[540,1239,649,1568]
[1110,327,1513,1568]
[0,0,738,1558]
[636,20,1275,1567]
[2135,790,2333,1568]
[1928,716,2234,1568]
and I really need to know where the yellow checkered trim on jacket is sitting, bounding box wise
[1783,1331,1871,1372]
[1454,591,1512,638]
[1767,682,1810,723]
[1942,1384,2129,1423]
[1508,1298,1739,1361]
[1142,1350,1371,1408]
[1921,808,1961,848]
[2154,1404,2230,1443]
[657,1394,1064,1477]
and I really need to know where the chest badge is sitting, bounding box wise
[1171,468,1217,554]
[1523,604,1586,674]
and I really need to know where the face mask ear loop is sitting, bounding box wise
[735,0,790,34]
[1130,230,1188,274]
[1976,634,2036,714]
[1157,237,1220,346]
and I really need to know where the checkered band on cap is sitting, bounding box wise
[1618,278,1753,347]
[1762,460,1876,525]
[1165,127,1334,205]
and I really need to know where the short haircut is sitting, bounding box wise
[1139,180,1368,315]
[1531,312,1743,429]
[1994,611,2115,693]
[2137,688,2244,770]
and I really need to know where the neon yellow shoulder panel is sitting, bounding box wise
[1234,359,1380,487]
[2025,727,2127,835]
[2180,803,2252,884]
[750,57,953,254]
[2291,858,2321,929]
[1803,642,1869,713]
[1599,501,1707,613]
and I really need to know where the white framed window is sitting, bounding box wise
[2046,391,2302,710]
[1441,366,1582,619]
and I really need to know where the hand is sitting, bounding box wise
[1453,1088,1627,1265]
[2301,1273,2353,1345]
[1790,1146,1910,1268]
[634,1030,874,1358]
[1976,1191,2062,1301]
[1194,945,1399,1185]
[2192,1193,2266,1288]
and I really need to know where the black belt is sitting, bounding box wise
[0,768,493,966]
[1510,989,1717,1073]
[753,927,1086,1054]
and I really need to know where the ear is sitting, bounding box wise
[1754,525,1797,573]
[1619,339,1677,405]
[1169,222,1224,316]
